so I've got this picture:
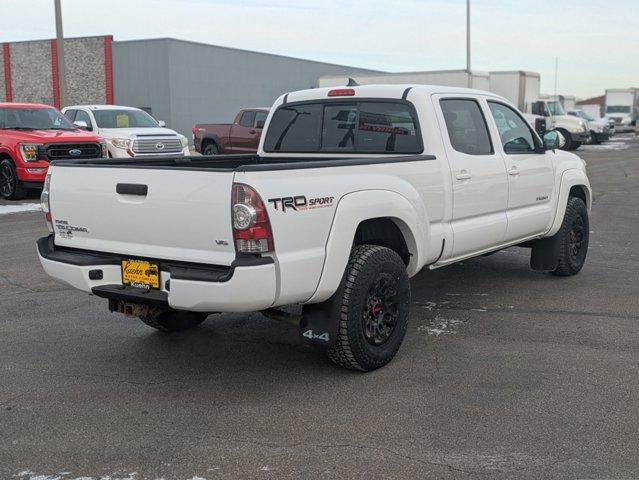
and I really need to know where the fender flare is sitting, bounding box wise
[547,169,592,237]
[305,190,427,304]
[200,134,221,152]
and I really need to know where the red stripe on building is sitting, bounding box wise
[2,43,12,102]
[50,39,60,109]
[104,35,114,104]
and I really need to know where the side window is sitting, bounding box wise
[239,111,256,128]
[440,99,493,155]
[64,109,77,122]
[254,111,268,129]
[74,110,93,130]
[263,104,322,152]
[488,102,536,154]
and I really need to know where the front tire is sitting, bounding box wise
[557,129,573,150]
[139,310,208,332]
[327,245,410,372]
[0,159,27,200]
[552,197,589,276]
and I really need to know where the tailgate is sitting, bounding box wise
[48,165,236,266]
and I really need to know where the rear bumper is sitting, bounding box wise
[37,236,276,312]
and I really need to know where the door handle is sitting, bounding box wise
[508,167,520,176]
[116,183,148,196]
[249,129,257,134]
[455,170,472,180]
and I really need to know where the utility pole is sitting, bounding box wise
[54,0,68,107]
[466,0,471,87]
[554,56,558,99]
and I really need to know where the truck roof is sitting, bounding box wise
[284,84,505,103]
[0,102,55,109]
[64,104,142,111]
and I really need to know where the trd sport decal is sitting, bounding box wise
[268,195,334,212]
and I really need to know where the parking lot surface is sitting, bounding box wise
[1,136,638,480]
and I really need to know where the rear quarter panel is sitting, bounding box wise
[235,157,447,306]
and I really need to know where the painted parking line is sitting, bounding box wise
[0,203,41,215]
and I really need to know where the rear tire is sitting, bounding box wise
[0,159,27,200]
[552,197,589,276]
[327,245,410,372]
[203,143,219,155]
[139,310,208,332]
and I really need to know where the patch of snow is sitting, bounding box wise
[418,315,464,336]
[0,203,41,215]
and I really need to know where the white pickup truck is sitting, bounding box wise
[38,85,591,372]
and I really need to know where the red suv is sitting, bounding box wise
[0,103,106,200]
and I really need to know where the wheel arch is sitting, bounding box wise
[200,135,220,153]
[547,169,592,237]
[305,189,426,304]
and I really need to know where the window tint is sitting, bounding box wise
[263,104,322,152]
[322,104,357,151]
[440,99,493,155]
[64,109,77,122]
[488,102,536,154]
[239,111,256,128]
[254,111,268,129]
[357,102,421,153]
[74,110,92,129]
[263,101,422,154]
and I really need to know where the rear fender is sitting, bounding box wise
[547,169,591,237]
[306,190,425,304]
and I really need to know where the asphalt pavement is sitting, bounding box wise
[1,136,638,480]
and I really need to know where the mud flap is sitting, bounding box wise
[299,301,339,348]
[530,234,560,271]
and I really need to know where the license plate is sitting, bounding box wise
[121,259,160,289]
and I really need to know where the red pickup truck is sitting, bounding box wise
[192,108,269,155]
[0,103,106,199]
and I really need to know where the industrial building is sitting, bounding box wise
[0,35,377,136]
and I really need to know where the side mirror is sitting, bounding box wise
[531,101,547,117]
[73,120,91,131]
[255,120,265,129]
[158,120,166,127]
[543,130,560,150]
[534,117,547,135]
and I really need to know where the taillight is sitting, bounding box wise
[231,183,273,253]
[41,172,53,233]
[328,88,355,97]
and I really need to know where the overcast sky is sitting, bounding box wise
[2,0,638,98]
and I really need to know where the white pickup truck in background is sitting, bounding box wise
[38,84,591,371]
[62,105,190,158]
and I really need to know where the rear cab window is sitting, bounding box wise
[263,100,423,154]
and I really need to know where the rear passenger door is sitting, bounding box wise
[435,95,509,258]
[486,101,555,241]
